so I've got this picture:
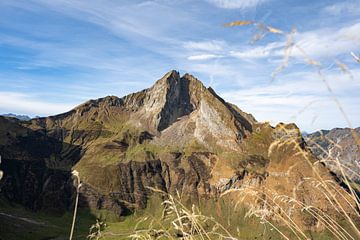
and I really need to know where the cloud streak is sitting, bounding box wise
[220,69,360,131]
[187,54,223,61]
[183,40,226,51]
[207,0,268,9]
[323,1,360,16]
[0,92,75,116]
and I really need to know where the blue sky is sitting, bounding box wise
[0,0,359,132]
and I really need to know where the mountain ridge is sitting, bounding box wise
[305,127,360,182]
[1,113,31,121]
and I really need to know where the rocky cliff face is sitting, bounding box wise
[0,71,356,230]
[305,127,360,182]
[0,117,77,212]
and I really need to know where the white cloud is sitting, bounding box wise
[219,69,360,132]
[227,22,360,61]
[182,22,360,63]
[323,1,360,16]
[207,0,267,9]
[229,42,283,59]
[183,40,226,51]
[187,54,223,61]
[4,0,195,49]
[290,23,360,59]
[0,92,75,116]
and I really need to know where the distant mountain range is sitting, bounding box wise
[305,127,360,182]
[1,113,31,121]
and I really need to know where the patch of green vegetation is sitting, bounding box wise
[0,199,96,240]
[97,194,339,240]
[124,143,157,161]
[100,129,114,138]
[0,195,345,240]
[183,139,208,157]
[218,151,269,176]
[219,151,246,169]
[243,125,274,158]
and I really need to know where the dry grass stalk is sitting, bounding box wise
[69,170,82,240]
[350,52,360,63]
[0,155,3,181]
[223,21,254,27]
[335,60,354,79]
[127,187,235,240]
[277,124,359,237]
[87,219,106,240]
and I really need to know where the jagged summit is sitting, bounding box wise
[40,71,256,150]
[152,70,204,87]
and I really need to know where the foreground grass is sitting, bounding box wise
[0,194,342,240]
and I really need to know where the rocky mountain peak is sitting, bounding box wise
[149,70,206,102]
[153,71,195,131]
[149,70,178,91]
[27,71,256,149]
[141,71,255,140]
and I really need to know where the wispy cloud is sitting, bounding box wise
[0,92,75,116]
[207,0,268,9]
[290,23,360,59]
[229,43,280,59]
[323,1,360,16]
[220,69,360,131]
[224,22,360,61]
[183,40,226,51]
[29,0,193,46]
[187,54,223,61]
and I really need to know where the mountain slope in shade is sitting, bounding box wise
[0,71,357,231]
[305,127,360,182]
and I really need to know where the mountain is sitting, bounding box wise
[0,71,357,235]
[1,113,31,121]
[305,127,360,182]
